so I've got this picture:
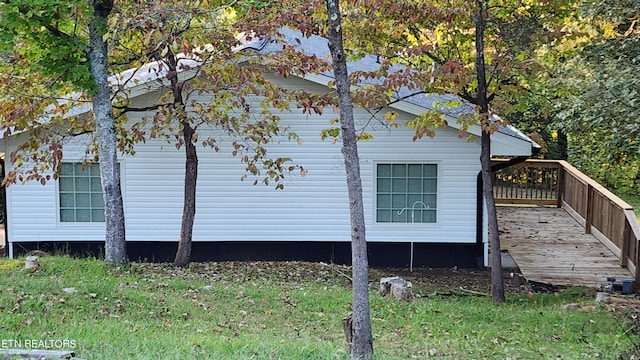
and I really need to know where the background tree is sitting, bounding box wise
[109,0,326,267]
[0,0,127,264]
[551,0,640,192]
[338,0,575,301]
[1,0,331,267]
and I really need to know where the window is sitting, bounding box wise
[59,163,105,222]
[376,163,437,223]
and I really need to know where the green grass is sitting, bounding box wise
[0,256,638,359]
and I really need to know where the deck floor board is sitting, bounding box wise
[498,206,633,287]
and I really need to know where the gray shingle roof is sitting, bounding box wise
[240,27,539,148]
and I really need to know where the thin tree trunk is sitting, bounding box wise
[166,53,198,268]
[88,0,127,265]
[481,133,504,302]
[557,129,568,160]
[174,120,198,267]
[325,1,374,358]
[474,0,505,302]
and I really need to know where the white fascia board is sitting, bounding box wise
[116,68,200,101]
[298,72,533,156]
[298,71,477,134]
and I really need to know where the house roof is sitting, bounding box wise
[240,27,539,149]
[3,27,538,154]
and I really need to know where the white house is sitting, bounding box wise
[0,29,538,267]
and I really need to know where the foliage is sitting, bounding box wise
[102,0,337,266]
[567,132,640,190]
[0,1,313,186]
[250,0,577,304]
[0,0,129,264]
[552,0,640,191]
[0,0,93,91]
[1,0,336,266]
[0,0,96,184]
[0,256,638,359]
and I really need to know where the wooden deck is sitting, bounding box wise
[498,206,633,287]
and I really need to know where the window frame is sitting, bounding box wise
[373,161,440,226]
[56,161,123,225]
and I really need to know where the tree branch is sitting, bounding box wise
[113,103,171,112]
[459,89,477,104]
[42,24,76,44]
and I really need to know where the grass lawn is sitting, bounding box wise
[1,256,639,359]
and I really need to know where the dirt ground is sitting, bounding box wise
[184,261,532,296]
[0,254,533,295]
[369,266,529,296]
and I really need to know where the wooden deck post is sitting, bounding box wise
[585,184,593,234]
[622,220,631,267]
[556,164,565,208]
[636,241,640,281]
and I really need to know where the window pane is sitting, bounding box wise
[75,177,90,192]
[392,194,406,208]
[423,179,437,193]
[74,163,88,174]
[423,210,437,223]
[377,194,391,208]
[60,193,75,208]
[60,209,75,222]
[59,177,74,192]
[377,178,391,192]
[91,193,104,208]
[408,179,422,192]
[59,162,107,223]
[376,163,438,224]
[76,210,91,222]
[424,165,437,177]
[392,164,406,177]
[91,177,102,192]
[61,163,74,174]
[392,210,408,223]
[90,165,101,176]
[392,179,406,192]
[407,194,423,207]
[377,164,391,177]
[91,209,104,222]
[377,210,391,222]
[423,194,437,208]
[408,164,422,177]
[76,193,90,207]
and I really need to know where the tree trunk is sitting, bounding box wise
[88,0,127,265]
[165,52,198,268]
[556,129,568,160]
[325,1,374,359]
[474,0,505,302]
[174,120,198,267]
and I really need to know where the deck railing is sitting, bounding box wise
[493,159,640,278]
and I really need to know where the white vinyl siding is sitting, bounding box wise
[59,163,105,222]
[1,74,532,246]
[376,163,437,223]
